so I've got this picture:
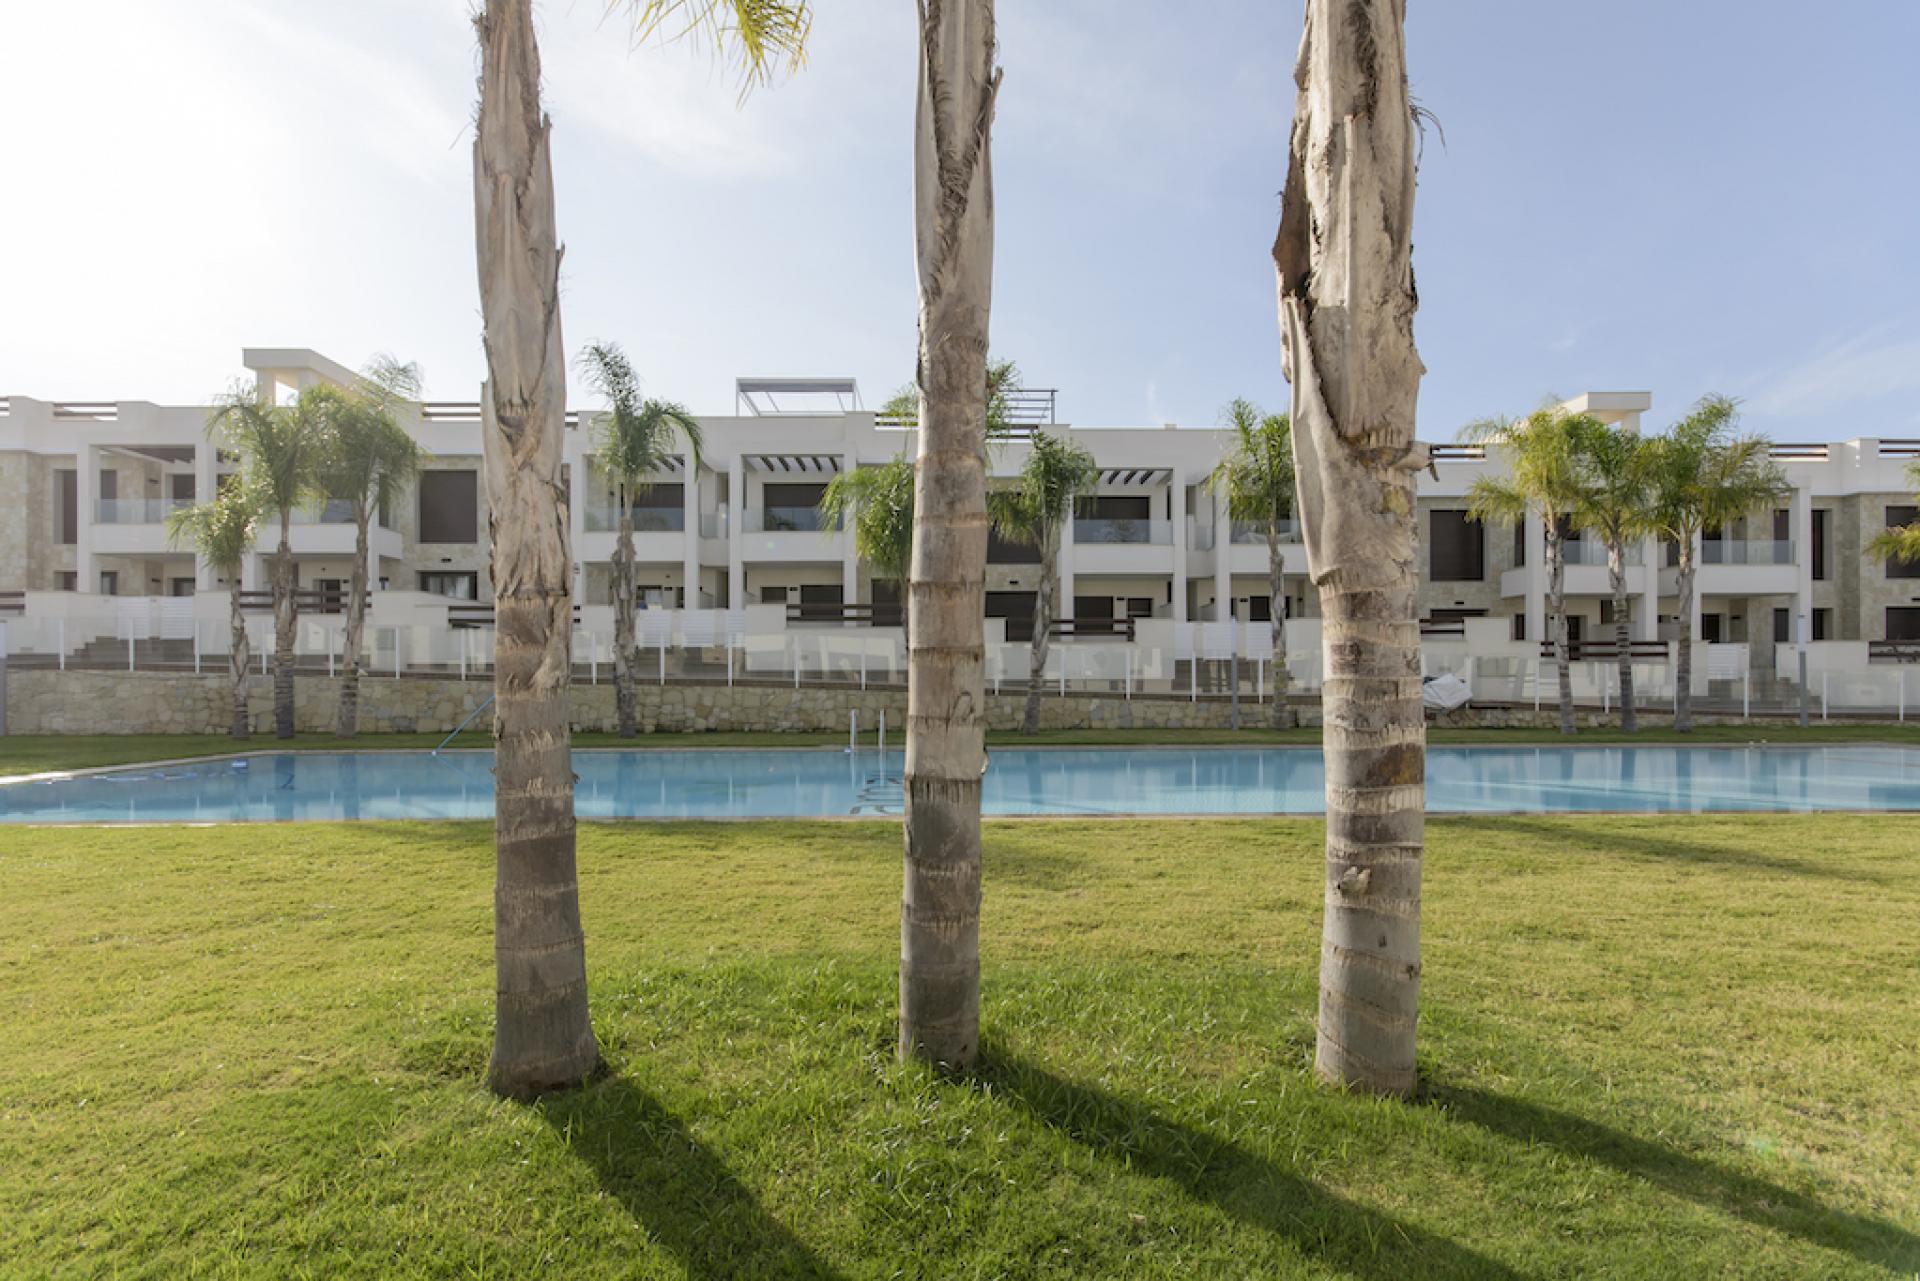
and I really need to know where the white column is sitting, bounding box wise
[727,454,746,610]
[1524,514,1546,643]
[1634,535,1659,641]
[568,449,588,606]
[1212,487,1230,623]
[194,442,219,590]
[77,443,101,594]
[683,454,701,608]
[1058,502,1076,623]
[1791,482,1813,636]
[1170,473,1189,623]
[840,455,858,611]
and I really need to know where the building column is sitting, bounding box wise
[1791,481,1813,638]
[568,447,588,607]
[1058,504,1076,622]
[840,455,858,613]
[1170,472,1189,624]
[194,442,219,590]
[1524,514,1546,643]
[1634,535,1659,641]
[683,453,701,609]
[727,454,746,610]
[77,443,100,595]
[1212,486,1230,623]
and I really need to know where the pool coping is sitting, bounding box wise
[3,737,1920,787]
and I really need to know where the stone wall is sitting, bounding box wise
[1,669,1282,737]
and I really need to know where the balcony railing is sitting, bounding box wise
[1559,540,1643,567]
[1702,538,1794,565]
[584,507,686,533]
[1231,519,1300,545]
[1073,518,1171,545]
[288,500,358,525]
[744,506,837,533]
[699,511,729,539]
[94,497,194,525]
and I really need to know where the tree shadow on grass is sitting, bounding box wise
[981,1052,1534,1281]
[538,1072,847,1281]
[1427,1083,1920,1272]
[1438,816,1889,883]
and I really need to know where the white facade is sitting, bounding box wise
[4,349,1920,692]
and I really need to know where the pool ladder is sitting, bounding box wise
[434,694,495,755]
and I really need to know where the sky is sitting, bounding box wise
[4,0,1918,443]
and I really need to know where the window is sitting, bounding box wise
[1429,510,1485,582]
[419,571,478,600]
[1126,597,1154,620]
[1512,614,1527,642]
[98,570,119,596]
[763,482,829,531]
[1701,614,1722,644]
[57,571,77,592]
[1887,506,1920,579]
[418,471,479,544]
[170,577,196,597]
[1774,608,1790,644]
[758,585,789,604]
[1247,595,1271,623]
[1814,608,1832,641]
[1812,509,1830,580]
[169,474,195,502]
[1888,608,1920,642]
[986,590,1037,643]
[1512,520,1525,568]
[988,524,1041,564]
[55,470,77,544]
[99,470,118,501]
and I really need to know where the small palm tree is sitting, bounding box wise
[1643,396,1790,732]
[819,457,915,641]
[1868,460,1920,567]
[209,384,327,740]
[1571,420,1655,733]
[471,0,808,1099]
[1209,398,1297,729]
[167,478,264,740]
[577,341,703,738]
[312,357,428,738]
[1465,406,1596,736]
[990,431,1098,735]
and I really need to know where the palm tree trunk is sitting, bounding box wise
[1547,530,1573,735]
[337,504,371,738]
[612,497,638,738]
[228,576,251,740]
[1608,538,1635,733]
[1266,520,1291,730]
[1675,541,1697,733]
[1275,0,1425,1098]
[475,0,599,1100]
[901,0,998,1072]
[1022,524,1056,735]
[272,514,297,739]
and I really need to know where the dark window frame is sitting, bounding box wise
[417,470,479,545]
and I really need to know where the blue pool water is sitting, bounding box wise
[3,745,1919,823]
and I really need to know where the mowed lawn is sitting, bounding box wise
[2,817,1917,1279]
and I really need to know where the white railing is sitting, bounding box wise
[1702,539,1794,565]
[94,497,194,524]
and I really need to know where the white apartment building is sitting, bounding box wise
[3,349,1919,692]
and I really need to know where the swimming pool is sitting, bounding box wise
[3,745,1919,823]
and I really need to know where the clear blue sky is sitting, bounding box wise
[4,0,1916,442]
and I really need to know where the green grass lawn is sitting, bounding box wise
[4,718,1916,777]
[2,817,1915,1278]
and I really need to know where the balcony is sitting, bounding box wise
[1232,519,1300,545]
[745,506,838,534]
[94,497,193,525]
[584,507,686,533]
[1559,540,1643,567]
[1702,538,1794,565]
[288,499,357,525]
[1074,518,1171,546]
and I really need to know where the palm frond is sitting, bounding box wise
[1209,400,1295,527]
[578,341,701,492]
[615,0,809,94]
[820,458,915,584]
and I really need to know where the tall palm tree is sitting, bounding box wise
[1208,398,1297,729]
[901,0,999,1072]
[819,457,915,640]
[1643,396,1790,732]
[209,384,326,740]
[1571,420,1654,733]
[1465,406,1594,737]
[989,431,1097,735]
[471,0,807,1099]
[166,477,264,740]
[312,357,427,738]
[577,340,703,739]
[1274,0,1426,1098]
